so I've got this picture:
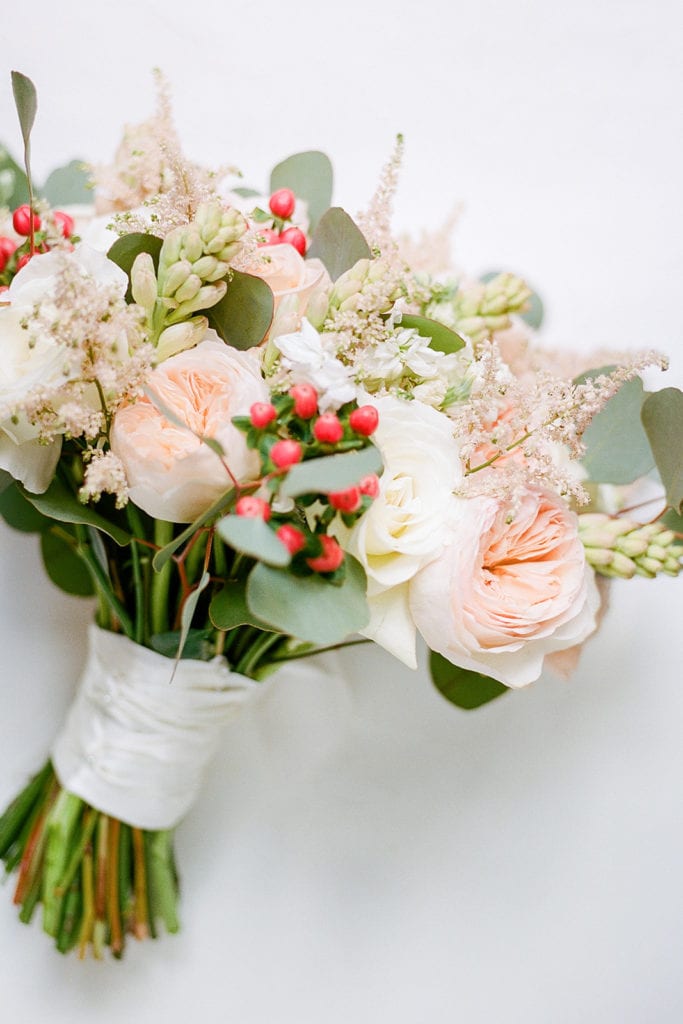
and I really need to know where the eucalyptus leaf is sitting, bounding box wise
[209,579,274,632]
[232,186,262,199]
[207,270,273,349]
[579,371,655,485]
[11,71,37,149]
[107,233,163,286]
[173,571,211,673]
[0,481,51,532]
[641,387,683,513]
[430,651,508,710]
[270,151,333,232]
[152,487,236,573]
[150,629,214,661]
[0,469,14,496]
[398,313,466,354]
[247,556,369,644]
[280,445,383,499]
[20,477,131,546]
[307,207,371,281]
[660,507,683,534]
[41,530,94,597]
[0,145,28,206]
[42,160,91,206]
[216,515,291,567]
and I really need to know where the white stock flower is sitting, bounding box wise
[341,394,463,667]
[274,318,356,410]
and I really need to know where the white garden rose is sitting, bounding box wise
[0,246,128,492]
[110,334,268,522]
[342,395,463,667]
[245,244,328,338]
[410,488,601,688]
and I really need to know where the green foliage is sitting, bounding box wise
[398,313,466,354]
[660,506,683,533]
[0,144,28,206]
[107,233,163,286]
[11,71,37,151]
[641,387,683,513]
[152,488,236,572]
[209,579,274,632]
[246,555,369,644]
[270,151,333,231]
[41,530,94,597]
[307,207,371,281]
[150,629,214,661]
[207,270,274,350]
[174,571,211,670]
[42,160,91,206]
[430,651,509,710]
[20,477,131,546]
[0,481,51,532]
[216,514,291,567]
[578,369,655,484]
[280,445,383,499]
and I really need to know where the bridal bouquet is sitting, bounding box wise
[0,71,681,960]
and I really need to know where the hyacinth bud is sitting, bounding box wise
[159,259,193,298]
[195,202,223,243]
[174,273,203,304]
[159,229,183,268]
[191,255,223,282]
[179,225,203,264]
[579,513,683,580]
[200,204,247,259]
[329,257,400,315]
[154,317,209,362]
[130,252,158,314]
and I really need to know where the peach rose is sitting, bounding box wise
[246,244,329,338]
[110,334,268,522]
[410,488,600,687]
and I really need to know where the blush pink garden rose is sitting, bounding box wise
[110,333,269,522]
[246,243,329,338]
[410,488,601,688]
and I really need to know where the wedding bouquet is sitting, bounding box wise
[0,71,681,960]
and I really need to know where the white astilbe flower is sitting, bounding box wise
[272,318,356,410]
[80,450,129,508]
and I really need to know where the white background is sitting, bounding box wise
[1,1,682,1020]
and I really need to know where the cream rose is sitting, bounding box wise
[342,395,463,668]
[245,244,328,338]
[0,246,128,492]
[110,334,268,522]
[410,488,600,688]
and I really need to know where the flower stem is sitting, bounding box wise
[151,520,174,636]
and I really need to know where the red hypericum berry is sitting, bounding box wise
[359,474,380,499]
[0,285,9,295]
[268,188,296,220]
[289,383,318,419]
[270,439,303,469]
[313,412,343,444]
[235,496,271,521]
[250,402,278,429]
[257,227,281,247]
[12,205,41,236]
[279,226,307,256]
[276,523,306,555]
[0,237,17,267]
[53,210,75,238]
[16,253,32,271]
[328,486,362,513]
[349,405,379,436]
[306,535,344,574]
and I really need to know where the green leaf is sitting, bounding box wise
[207,270,273,350]
[280,445,383,499]
[641,388,683,513]
[430,651,508,710]
[11,71,37,149]
[0,481,51,532]
[660,507,683,533]
[173,571,211,672]
[247,555,369,644]
[307,207,371,281]
[232,186,262,199]
[579,370,655,485]
[107,233,163,288]
[150,629,214,661]
[0,144,28,206]
[152,487,236,573]
[216,514,291,567]
[209,579,274,632]
[41,529,94,597]
[398,313,466,354]
[20,477,131,546]
[42,159,91,206]
[0,469,14,496]
[270,151,333,231]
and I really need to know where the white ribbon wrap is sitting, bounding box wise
[51,625,259,830]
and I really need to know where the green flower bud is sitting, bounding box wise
[579,513,683,580]
[174,273,203,304]
[180,226,203,264]
[159,259,193,298]
[166,281,228,323]
[130,252,158,314]
[154,316,208,362]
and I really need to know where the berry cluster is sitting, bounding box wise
[232,386,381,579]
[0,204,76,289]
[255,188,307,256]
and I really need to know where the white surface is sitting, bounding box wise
[1,1,683,1020]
